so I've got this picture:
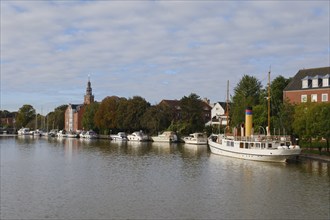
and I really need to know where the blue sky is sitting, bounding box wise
[1,1,329,114]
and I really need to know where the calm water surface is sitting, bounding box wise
[1,136,329,219]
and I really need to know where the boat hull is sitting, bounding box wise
[208,140,301,163]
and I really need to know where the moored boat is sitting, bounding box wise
[127,131,149,141]
[110,132,128,141]
[83,130,98,139]
[183,133,208,145]
[208,75,301,163]
[151,131,178,143]
[17,128,31,135]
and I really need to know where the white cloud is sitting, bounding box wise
[1,1,329,113]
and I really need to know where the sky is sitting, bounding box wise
[1,0,329,114]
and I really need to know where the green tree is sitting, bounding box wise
[178,93,205,134]
[277,100,296,135]
[123,96,150,132]
[94,96,124,133]
[308,102,330,152]
[141,103,172,135]
[293,102,311,144]
[15,104,35,128]
[269,76,291,133]
[82,102,99,132]
[231,75,262,127]
[56,105,68,130]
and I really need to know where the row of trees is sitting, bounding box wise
[2,74,329,151]
[82,93,206,135]
[4,104,68,131]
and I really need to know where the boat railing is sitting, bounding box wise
[230,135,292,142]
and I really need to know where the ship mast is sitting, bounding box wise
[267,69,271,136]
[226,80,230,135]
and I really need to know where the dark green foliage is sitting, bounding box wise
[82,102,99,132]
[230,75,262,127]
[15,104,36,128]
[141,104,172,135]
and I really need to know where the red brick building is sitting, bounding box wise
[64,78,94,132]
[283,67,330,104]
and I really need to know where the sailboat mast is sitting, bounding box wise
[226,80,230,134]
[267,70,271,136]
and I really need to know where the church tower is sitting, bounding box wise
[84,76,94,105]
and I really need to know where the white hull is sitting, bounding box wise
[208,135,301,163]
[18,128,31,135]
[184,139,207,145]
[127,132,149,142]
[151,131,178,143]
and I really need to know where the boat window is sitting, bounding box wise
[268,143,272,148]
[240,143,244,148]
[245,143,249,149]
[256,143,260,148]
[231,141,234,147]
[261,143,265,148]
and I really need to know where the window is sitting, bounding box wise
[311,94,317,102]
[301,95,307,103]
[322,94,328,102]
[312,79,319,88]
[302,80,308,88]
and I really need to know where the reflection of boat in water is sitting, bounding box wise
[183,133,208,145]
[110,132,128,141]
[208,75,301,163]
[182,144,208,156]
[151,131,178,143]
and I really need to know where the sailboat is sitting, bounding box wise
[208,73,301,163]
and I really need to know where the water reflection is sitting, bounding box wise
[1,137,329,220]
[181,144,208,158]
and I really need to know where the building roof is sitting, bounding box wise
[284,66,330,91]
[69,104,84,110]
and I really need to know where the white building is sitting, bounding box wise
[205,102,230,126]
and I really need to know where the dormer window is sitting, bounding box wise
[312,75,322,88]
[322,74,329,87]
[302,76,311,88]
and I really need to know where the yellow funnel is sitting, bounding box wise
[245,107,253,137]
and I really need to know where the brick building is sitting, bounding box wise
[283,67,330,104]
[64,78,94,132]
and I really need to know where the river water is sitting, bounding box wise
[1,136,329,219]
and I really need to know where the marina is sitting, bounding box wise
[1,136,329,219]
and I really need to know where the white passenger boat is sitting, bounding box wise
[183,133,208,145]
[110,132,128,141]
[208,75,301,163]
[127,131,149,141]
[18,128,31,135]
[208,133,301,163]
[151,131,178,143]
